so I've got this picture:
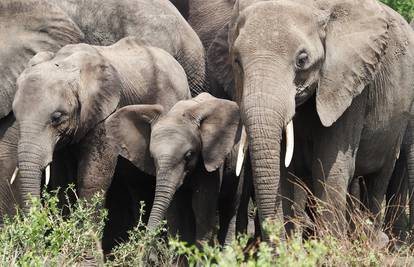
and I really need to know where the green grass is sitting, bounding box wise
[0,190,413,267]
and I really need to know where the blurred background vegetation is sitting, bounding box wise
[381,0,414,21]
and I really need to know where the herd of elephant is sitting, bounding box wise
[1,0,414,254]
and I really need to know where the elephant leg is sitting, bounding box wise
[191,168,220,245]
[76,124,118,202]
[166,185,195,244]
[403,113,414,235]
[219,165,244,246]
[311,93,366,236]
[0,114,19,223]
[50,147,78,215]
[364,159,400,226]
[384,153,408,244]
[236,155,254,235]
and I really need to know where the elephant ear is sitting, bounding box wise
[75,52,122,141]
[316,0,389,127]
[207,24,234,99]
[188,93,241,172]
[105,105,164,176]
[0,0,83,119]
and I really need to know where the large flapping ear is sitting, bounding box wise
[315,0,389,127]
[188,93,241,172]
[0,0,83,119]
[74,52,122,141]
[105,105,164,176]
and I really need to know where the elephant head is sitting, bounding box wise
[105,93,240,230]
[0,0,83,119]
[13,44,121,210]
[208,0,389,232]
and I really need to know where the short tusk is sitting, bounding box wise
[45,165,51,186]
[236,126,248,177]
[10,167,19,184]
[284,120,294,168]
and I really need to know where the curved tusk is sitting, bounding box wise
[45,165,51,186]
[236,126,248,177]
[284,120,294,168]
[10,167,19,184]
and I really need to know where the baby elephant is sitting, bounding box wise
[106,93,242,244]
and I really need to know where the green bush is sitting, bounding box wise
[0,188,106,266]
[381,0,414,21]
[1,190,413,266]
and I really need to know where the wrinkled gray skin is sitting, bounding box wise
[106,93,241,244]
[180,0,236,98]
[207,0,414,238]
[0,0,83,217]
[13,37,190,212]
[0,114,19,223]
[54,0,206,97]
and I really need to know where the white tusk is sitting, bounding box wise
[10,167,19,184]
[284,121,294,168]
[236,126,248,177]
[45,165,51,186]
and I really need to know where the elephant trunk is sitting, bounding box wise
[240,61,295,239]
[147,166,182,231]
[17,125,53,212]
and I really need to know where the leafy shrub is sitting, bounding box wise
[1,190,413,266]
[0,187,106,266]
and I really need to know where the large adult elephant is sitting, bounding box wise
[53,0,206,96]
[208,0,414,237]
[13,37,191,212]
[0,0,83,217]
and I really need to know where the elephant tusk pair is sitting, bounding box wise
[9,165,51,185]
[235,121,294,176]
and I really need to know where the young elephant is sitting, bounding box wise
[106,93,242,244]
[13,37,190,212]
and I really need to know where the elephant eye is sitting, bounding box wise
[51,111,64,126]
[295,52,309,70]
[234,57,242,69]
[184,150,193,162]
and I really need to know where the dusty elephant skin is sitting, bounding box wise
[0,0,83,217]
[0,0,205,217]
[13,37,190,213]
[53,0,206,97]
[105,93,243,245]
[207,0,414,239]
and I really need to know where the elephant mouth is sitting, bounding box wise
[295,84,316,106]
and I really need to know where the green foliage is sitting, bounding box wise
[0,191,412,266]
[105,202,175,267]
[0,187,106,266]
[381,0,414,21]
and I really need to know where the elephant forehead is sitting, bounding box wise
[150,125,200,156]
[152,119,199,143]
[236,2,318,50]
